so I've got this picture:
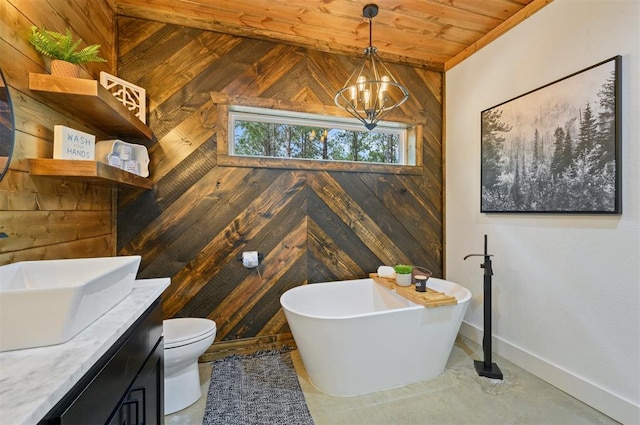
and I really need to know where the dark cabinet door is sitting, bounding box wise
[39,300,163,425]
[108,337,164,425]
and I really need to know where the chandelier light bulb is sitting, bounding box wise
[349,85,358,102]
[357,75,366,91]
[363,89,371,110]
[380,75,390,92]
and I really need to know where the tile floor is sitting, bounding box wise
[166,336,620,425]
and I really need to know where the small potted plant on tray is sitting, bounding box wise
[29,26,106,77]
[394,264,414,287]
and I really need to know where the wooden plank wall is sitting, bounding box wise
[116,17,444,343]
[0,0,117,264]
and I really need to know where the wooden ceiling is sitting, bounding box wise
[114,0,552,72]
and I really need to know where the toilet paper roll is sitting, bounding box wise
[242,251,259,268]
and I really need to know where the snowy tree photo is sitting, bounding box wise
[480,57,620,213]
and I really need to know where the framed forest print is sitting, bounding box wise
[481,56,621,214]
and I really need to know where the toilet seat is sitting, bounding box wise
[164,318,216,349]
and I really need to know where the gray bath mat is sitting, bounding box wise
[202,349,314,425]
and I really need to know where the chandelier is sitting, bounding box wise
[334,4,409,130]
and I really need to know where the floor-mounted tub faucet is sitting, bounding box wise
[464,234,503,380]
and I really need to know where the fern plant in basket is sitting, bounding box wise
[29,26,106,77]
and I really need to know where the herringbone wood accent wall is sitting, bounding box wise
[116,17,443,343]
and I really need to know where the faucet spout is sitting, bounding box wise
[463,253,486,260]
[464,235,494,276]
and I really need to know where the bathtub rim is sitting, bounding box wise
[279,277,471,320]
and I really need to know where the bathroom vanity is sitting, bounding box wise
[0,278,169,425]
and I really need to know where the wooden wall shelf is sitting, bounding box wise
[28,73,154,141]
[29,159,153,189]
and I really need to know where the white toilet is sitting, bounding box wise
[163,318,217,415]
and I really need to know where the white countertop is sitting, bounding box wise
[0,278,169,425]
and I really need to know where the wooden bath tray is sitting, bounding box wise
[369,274,457,308]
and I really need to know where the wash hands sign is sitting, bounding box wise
[53,125,95,160]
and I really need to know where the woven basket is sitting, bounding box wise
[50,60,80,78]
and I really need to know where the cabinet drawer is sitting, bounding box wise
[40,299,162,424]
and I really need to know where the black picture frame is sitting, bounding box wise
[480,56,621,214]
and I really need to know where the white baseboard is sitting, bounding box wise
[459,321,639,425]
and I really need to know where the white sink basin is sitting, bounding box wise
[0,256,141,352]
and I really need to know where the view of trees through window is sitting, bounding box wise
[232,120,402,164]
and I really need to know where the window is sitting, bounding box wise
[212,93,423,174]
[228,106,414,166]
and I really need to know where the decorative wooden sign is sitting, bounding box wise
[53,125,95,160]
[100,72,146,124]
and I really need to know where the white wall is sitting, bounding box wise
[445,1,639,423]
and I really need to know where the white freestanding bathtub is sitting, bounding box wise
[280,277,471,397]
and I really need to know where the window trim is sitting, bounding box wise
[213,92,424,175]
